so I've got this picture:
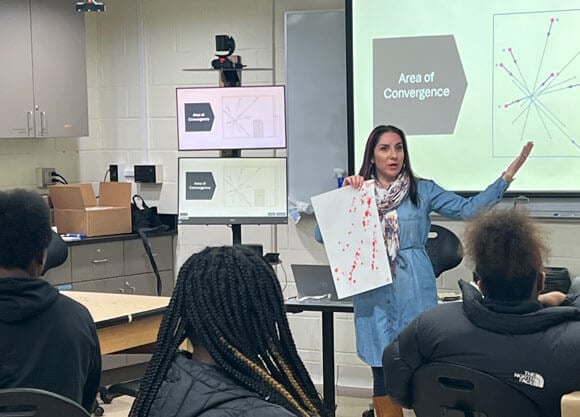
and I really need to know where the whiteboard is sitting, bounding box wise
[285,10,348,207]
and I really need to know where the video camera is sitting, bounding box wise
[211,35,244,86]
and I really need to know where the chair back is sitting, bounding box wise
[41,231,68,275]
[0,388,89,417]
[425,224,463,278]
[412,362,540,417]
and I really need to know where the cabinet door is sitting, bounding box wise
[72,272,173,297]
[30,0,88,137]
[42,252,72,286]
[71,242,124,282]
[124,271,174,297]
[72,276,127,294]
[124,236,174,275]
[0,0,34,138]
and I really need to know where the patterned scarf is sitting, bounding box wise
[374,171,410,276]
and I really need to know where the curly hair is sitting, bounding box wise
[464,208,549,301]
[130,245,329,417]
[0,189,52,270]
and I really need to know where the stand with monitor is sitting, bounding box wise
[178,49,287,245]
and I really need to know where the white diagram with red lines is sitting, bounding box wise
[311,181,392,299]
[492,10,580,157]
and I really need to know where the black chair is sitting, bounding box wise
[0,388,90,417]
[361,226,464,417]
[411,362,540,417]
[425,224,463,278]
[542,266,571,294]
[100,379,141,404]
[41,231,68,275]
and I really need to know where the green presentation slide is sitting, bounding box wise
[352,1,580,192]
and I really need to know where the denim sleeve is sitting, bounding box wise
[314,224,323,244]
[426,177,509,220]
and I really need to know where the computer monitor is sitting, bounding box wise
[178,157,288,225]
[176,85,287,151]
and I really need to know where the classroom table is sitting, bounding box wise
[64,291,170,355]
[562,391,580,417]
[285,298,354,417]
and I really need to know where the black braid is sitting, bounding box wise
[129,254,195,417]
[129,246,330,417]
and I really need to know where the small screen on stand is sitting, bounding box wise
[178,157,288,225]
[176,85,286,151]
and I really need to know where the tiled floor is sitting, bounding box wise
[96,395,415,417]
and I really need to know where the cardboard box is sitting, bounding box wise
[49,182,132,236]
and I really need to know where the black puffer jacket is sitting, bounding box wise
[383,280,580,417]
[148,352,299,417]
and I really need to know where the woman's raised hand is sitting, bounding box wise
[502,141,534,183]
[342,175,365,189]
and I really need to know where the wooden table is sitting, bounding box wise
[562,391,580,417]
[64,291,170,355]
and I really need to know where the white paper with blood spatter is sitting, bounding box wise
[311,180,392,299]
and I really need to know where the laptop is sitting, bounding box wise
[290,264,351,302]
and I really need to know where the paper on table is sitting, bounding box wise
[311,181,392,299]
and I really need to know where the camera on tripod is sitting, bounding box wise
[211,35,244,87]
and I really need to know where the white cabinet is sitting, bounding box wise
[0,0,88,138]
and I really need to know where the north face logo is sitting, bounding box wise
[514,371,544,388]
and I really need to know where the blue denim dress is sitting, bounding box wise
[353,177,508,366]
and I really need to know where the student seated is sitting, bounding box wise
[0,189,101,412]
[129,246,329,417]
[382,208,580,417]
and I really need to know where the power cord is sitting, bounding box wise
[103,168,110,182]
[279,261,289,293]
[263,252,288,293]
[51,171,69,184]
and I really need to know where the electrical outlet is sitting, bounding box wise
[36,167,55,188]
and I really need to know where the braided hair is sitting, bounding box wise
[130,245,329,417]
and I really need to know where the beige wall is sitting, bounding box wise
[2,0,579,393]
